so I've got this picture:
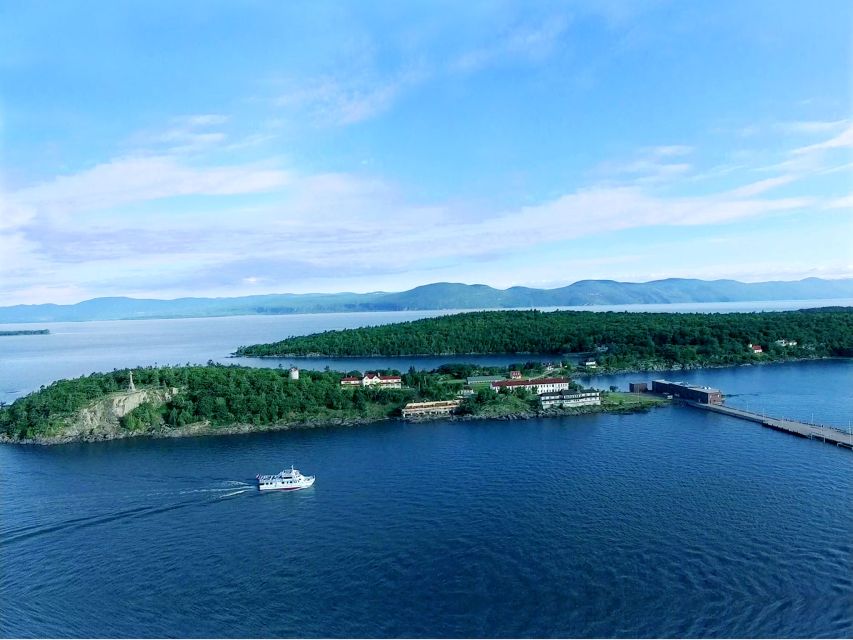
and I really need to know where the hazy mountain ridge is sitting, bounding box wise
[1,278,851,323]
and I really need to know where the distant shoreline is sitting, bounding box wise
[0,277,850,323]
[1,298,850,325]
[0,329,49,336]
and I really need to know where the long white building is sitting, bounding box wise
[539,390,601,409]
[491,377,571,395]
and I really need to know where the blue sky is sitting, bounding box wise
[1,0,851,304]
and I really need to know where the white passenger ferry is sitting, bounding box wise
[256,466,315,491]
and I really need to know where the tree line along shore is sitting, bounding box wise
[2,307,851,444]
[0,362,660,444]
[0,329,49,336]
[235,308,853,369]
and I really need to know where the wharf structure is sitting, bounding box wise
[686,401,853,450]
[643,378,852,450]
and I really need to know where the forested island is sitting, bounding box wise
[235,308,853,371]
[0,363,659,444]
[0,329,49,336]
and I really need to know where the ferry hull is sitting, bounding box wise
[258,477,315,491]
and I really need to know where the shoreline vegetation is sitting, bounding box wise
[235,308,853,372]
[0,329,49,336]
[0,363,663,446]
[3,307,850,445]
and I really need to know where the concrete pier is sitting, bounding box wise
[684,401,853,449]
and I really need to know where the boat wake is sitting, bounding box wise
[1,480,253,547]
[219,489,251,498]
[178,485,250,495]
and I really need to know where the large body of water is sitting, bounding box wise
[1,298,851,404]
[1,304,852,637]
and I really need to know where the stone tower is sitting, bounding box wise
[128,371,136,391]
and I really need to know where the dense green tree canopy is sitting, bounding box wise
[0,366,413,440]
[0,362,662,442]
[236,308,853,369]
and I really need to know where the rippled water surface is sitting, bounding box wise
[3,364,852,637]
[1,311,852,637]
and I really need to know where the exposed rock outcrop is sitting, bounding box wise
[49,388,178,444]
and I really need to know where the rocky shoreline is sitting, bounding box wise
[5,357,843,447]
[0,400,662,446]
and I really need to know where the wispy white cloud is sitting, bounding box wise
[2,118,849,304]
[726,175,798,198]
[825,194,853,209]
[647,145,693,157]
[718,118,851,143]
[0,198,35,230]
[593,145,693,184]
[775,119,848,134]
[269,12,570,130]
[11,155,291,220]
[129,114,231,154]
[184,114,229,127]
[791,123,853,155]
[451,15,570,73]
[274,68,426,127]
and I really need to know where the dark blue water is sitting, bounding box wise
[2,309,852,637]
[2,361,852,638]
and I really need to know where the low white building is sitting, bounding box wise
[402,400,461,418]
[539,390,601,409]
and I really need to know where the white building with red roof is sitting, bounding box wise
[340,373,402,388]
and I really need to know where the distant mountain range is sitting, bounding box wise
[1,278,852,323]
